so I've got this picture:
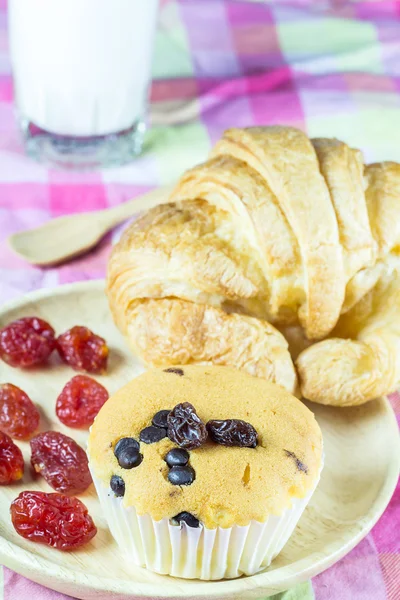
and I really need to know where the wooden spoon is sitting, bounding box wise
[8,185,172,266]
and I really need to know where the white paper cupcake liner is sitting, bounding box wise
[91,465,322,580]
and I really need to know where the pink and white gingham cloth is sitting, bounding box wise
[0,1,399,599]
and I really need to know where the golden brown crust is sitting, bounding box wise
[296,161,400,406]
[88,366,322,527]
[297,269,400,406]
[124,298,299,396]
[107,200,269,330]
[106,126,400,407]
[170,155,302,324]
[211,127,345,339]
[341,161,400,313]
[107,197,298,395]
[365,162,400,256]
[311,138,377,282]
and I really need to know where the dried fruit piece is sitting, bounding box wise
[114,437,142,469]
[172,512,200,528]
[163,368,184,376]
[284,450,308,474]
[56,375,109,428]
[110,475,125,497]
[30,431,92,494]
[167,403,207,450]
[0,384,40,440]
[11,491,97,550]
[0,317,56,368]
[0,432,24,484]
[140,426,166,444]
[165,448,189,468]
[57,326,108,374]
[168,465,195,486]
[206,419,258,448]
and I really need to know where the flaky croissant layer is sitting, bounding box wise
[107,126,400,406]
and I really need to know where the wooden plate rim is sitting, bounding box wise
[0,280,399,598]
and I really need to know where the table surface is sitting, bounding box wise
[0,1,399,599]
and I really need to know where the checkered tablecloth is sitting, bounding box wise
[0,1,399,599]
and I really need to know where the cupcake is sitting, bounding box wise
[88,365,323,580]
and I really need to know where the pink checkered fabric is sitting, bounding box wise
[0,1,399,599]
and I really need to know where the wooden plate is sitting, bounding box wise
[0,281,399,600]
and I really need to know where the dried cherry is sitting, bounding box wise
[56,375,109,428]
[0,432,24,484]
[11,491,97,551]
[167,402,208,450]
[56,326,108,374]
[0,317,55,368]
[0,383,40,440]
[30,431,92,494]
[206,419,258,448]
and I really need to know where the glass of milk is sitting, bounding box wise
[8,0,159,168]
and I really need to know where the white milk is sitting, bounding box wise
[8,0,159,137]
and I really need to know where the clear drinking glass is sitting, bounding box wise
[8,0,159,168]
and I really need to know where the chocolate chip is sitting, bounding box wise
[284,450,308,474]
[110,475,125,497]
[172,511,200,528]
[114,437,140,458]
[165,448,190,467]
[163,368,184,376]
[167,402,208,450]
[140,425,167,444]
[207,419,257,448]
[114,437,142,469]
[118,448,143,469]
[152,409,171,429]
[168,465,195,486]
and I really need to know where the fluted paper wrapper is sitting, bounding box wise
[91,467,322,580]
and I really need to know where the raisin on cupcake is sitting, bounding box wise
[88,365,323,580]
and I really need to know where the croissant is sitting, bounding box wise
[107,126,400,406]
[297,269,400,406]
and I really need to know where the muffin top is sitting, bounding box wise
[88,365,323,528]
